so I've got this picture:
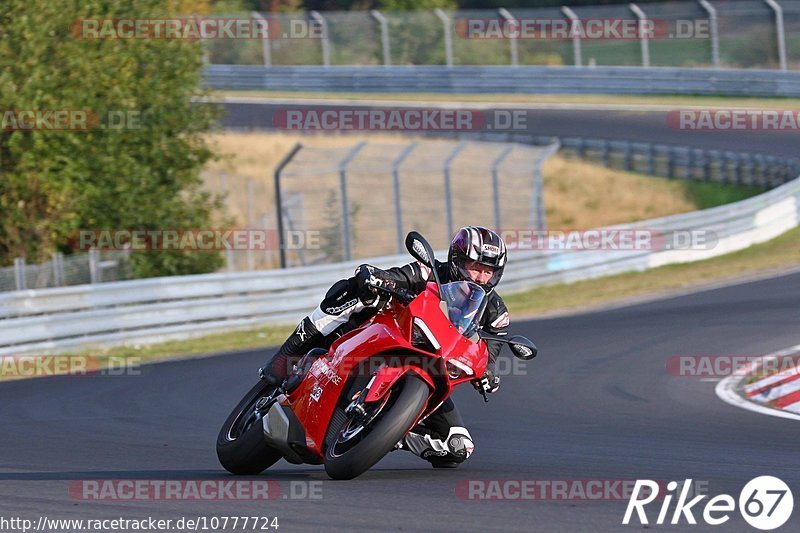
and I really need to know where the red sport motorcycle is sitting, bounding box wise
[216,232,537,480]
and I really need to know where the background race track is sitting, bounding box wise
[2,270,799,531]
[219,101,800,158]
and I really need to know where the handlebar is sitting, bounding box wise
[364,279,416,306]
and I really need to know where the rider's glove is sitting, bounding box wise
[354,264,396,302]
[472,369,500,394]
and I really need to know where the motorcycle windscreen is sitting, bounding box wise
[440,281,487,337]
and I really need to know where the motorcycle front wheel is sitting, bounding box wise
[324,375,430,480]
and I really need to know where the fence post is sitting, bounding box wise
[434,8,454,67]
[601,140,610,167]
[13,257,26,291]
[252,11,272,67]
[623,142,632,171]
[532,140,560,231]
[561,7,583,66]
[491,145,515,230]
[646,143,655,174]
[370,10,391,66]
[226,249,235,272]
[391,142,417,254]
[735,154,745,186]
[89,248,101,284]
[310,11,331,67]
[698,0,720,68]
[498,8,519,67]
[246,177,255,270]
[577,137,586,158]
[629,4,651,67]
[764,0,788,71]
[666,147,675,178]
[754,154,765,188]
[274,143,303,269]
[443,141,467,243]
[339,142,367,262]
[53,252,64,287]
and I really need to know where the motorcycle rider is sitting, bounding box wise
[259,226,510,468]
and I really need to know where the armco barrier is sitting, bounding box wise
[204,65,800,98]
[1,173,798,356]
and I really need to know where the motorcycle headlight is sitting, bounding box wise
[411,317,440,353]
[445,359,474,380]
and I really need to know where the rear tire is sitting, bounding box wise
[324,375,429,480]
[217,381,283,475]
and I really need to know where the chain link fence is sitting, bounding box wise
[274,138,556,268]
[0,250,133,292]
[206,1,800,70]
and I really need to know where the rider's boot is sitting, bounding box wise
[398,425,475,469]
[259,317,325,385]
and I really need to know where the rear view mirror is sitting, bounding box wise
[405,231,443,299]
[405,231,434,269]
[508,336,538,360]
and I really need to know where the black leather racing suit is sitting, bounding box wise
[264,259,510,467]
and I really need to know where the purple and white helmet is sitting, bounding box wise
[448,226,507,291]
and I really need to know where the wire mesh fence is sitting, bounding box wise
[0,250,133,292]
[275,138,555,267]
[206,1,800,70]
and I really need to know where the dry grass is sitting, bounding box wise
[541,155,698,228]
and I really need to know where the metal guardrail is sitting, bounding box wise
[559,137,800,187]
[204,65,800,97]
[1,168,798,356]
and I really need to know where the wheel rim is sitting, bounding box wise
[226,393,273,442]
[329,391,393,458]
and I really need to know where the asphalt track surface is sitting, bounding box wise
[219,101,800,159]
[2,270,799,532]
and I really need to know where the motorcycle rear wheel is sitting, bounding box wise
[324,375,429,480]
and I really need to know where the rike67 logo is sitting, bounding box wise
[623,476,793,530]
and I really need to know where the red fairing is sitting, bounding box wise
[283,282,491,459]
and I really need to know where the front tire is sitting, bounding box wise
[324,375,430,480]
[217,381,283,475]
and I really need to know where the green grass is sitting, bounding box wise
[679,181,767,210]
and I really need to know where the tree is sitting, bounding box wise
[0,0,224,277]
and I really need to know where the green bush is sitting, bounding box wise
[0,0,224,277]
